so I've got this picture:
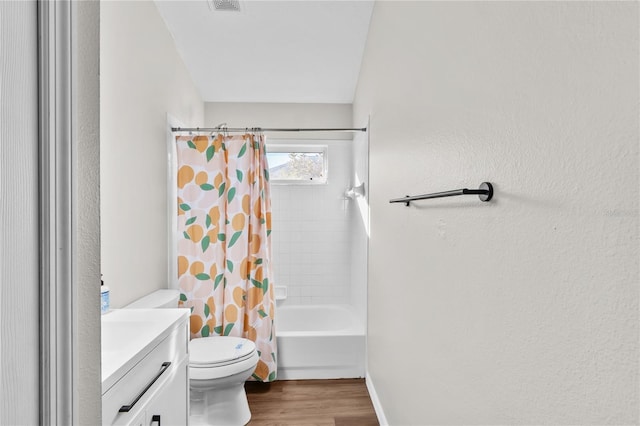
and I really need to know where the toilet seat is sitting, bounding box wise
[190,336,256,366]
[189,336,259,381]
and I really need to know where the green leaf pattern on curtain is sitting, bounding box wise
[175,134,276,382]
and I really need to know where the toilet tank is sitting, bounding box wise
[124,289,180,309]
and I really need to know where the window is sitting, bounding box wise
[266,144,328,184]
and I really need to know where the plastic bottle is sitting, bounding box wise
[101,278,110,314]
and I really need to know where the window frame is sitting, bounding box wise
[266,142,329,185]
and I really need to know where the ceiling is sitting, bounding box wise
[154,0,374,104]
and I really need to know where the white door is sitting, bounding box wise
[0,1,40,424]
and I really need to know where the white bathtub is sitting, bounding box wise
[275,305,365,380]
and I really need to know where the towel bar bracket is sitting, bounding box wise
[477,182,493,202]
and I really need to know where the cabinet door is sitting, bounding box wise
[128,411,146,426]
[145,355,189,426]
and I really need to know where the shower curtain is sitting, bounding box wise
[176,133,277,382]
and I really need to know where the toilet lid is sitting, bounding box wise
[189,336,256,367]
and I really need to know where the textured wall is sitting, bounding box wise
[74,1,102,423]
[101,0,204,308]
[0,2,39,424]
[354,2,639,424]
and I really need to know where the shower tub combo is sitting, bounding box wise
[166,124,366,381]
[275,304,365,380]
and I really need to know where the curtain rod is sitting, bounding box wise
[171,127,367,133]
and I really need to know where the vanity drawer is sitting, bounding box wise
[102,320,188,425]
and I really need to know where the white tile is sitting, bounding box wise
[265,141,365,307]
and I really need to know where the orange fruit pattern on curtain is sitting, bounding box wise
[176,133,277,382]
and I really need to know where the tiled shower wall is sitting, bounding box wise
[270,139,353,305]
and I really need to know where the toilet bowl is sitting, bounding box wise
[124,290,259,426]
[189,336,259,426]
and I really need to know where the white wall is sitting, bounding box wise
[101,0,204,308]
[354,2,639,424]
[0,2,39,423]
[75,1,102,423]
[205,103,363,306]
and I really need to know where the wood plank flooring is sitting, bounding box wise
[245,379,379,426]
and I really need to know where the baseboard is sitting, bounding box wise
[277,367,365,380]
[365,371,389,426]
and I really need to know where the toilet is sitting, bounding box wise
[125,289,259,426]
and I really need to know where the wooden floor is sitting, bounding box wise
[245,379,379,426]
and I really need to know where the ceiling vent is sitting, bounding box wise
[209,0,241,12]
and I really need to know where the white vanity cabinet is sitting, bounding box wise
[102,309,190,426]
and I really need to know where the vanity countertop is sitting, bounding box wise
[101,308,189,394]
